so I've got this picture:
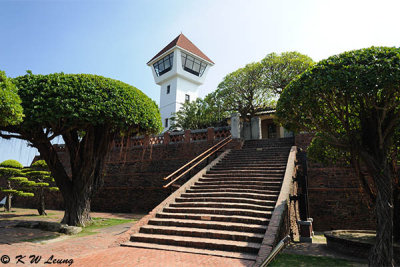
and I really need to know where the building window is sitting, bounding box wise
[185,94,190,103]
[181,52,207,77]
[165,118,168,128]
[167,85,170,94]
[153,52,174,77]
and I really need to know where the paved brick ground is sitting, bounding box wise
[75,247,254,267]
[0,209,254,267]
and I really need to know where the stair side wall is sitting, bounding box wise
[295,133,376,231]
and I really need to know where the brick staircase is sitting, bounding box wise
[123,138,294,260]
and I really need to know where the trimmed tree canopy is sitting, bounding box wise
[14,72,162,133]
[276,47,400,137]
[261,51,314,95]
[0,72,162,225]
[0,159,23,169]
[0,71,23,126]
[276,46,400,266]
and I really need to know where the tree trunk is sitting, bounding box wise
[368,168,394,267]
[5,194,11,212]
[393,186,400,242]
[37,188,47,216]
[61,188,91,226]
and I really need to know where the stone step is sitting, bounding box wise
[186,188,279,195]
[199,177,283,182]
[228,149,290,153]
[163,206,272,218]
[175,196,276,206]
[169,201,274,212]
[181,191,279,201]
[227,156,289,160]
[226,152,289,156]
[211,166,286,171]
[140,225,265,243]
[121,242,258,260]
[202,174,283,179]
[217,161,287,165]
[215,162,286,166]
[128,233,261,254]
[225,155,289,159]
[204,172,285,177]
[194,180,282,187]
[156,212,271,225]
[148,218,267,232]
[189,184,281,192]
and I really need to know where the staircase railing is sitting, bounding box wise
[163,135,232,188]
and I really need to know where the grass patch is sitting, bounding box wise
[270,253,357,267]
[74,217,135,237]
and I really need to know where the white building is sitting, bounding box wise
[147,34,214,131]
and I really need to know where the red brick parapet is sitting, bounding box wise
[113,126,231,149]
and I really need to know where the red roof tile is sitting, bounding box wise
[147,33,214,65]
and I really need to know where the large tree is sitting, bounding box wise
[276,47,400,266]
[0,72,162,226]
[0,71,23,126]
[216,62,274,121]
[261,51,314,95]
[215,52,313,121]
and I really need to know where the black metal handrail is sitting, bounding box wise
[163,135,232,188]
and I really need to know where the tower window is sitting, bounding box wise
[185,94,190,103]
[165,118,169,128]
[167,85,170,94]
[153,52,174,77]
[181,52,207,77]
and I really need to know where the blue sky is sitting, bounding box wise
[1,0,400,165]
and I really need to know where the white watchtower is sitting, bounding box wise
[147,33,214,131]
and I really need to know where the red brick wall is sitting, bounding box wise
[295,133,376,231]
[13,139,242,213]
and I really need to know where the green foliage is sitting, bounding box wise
[48,187,59,192]
[277,46,400,146]
[0,159,34,200]
[25,161,57,189]
[307,133,351,166]
[0,70,23,126]
[0,167,22,177]
[0,160,23,169]
[16,192,34,197]
[13,72,162,134]
[170,95,228,130]
[31,160,48,169]
[1,189,17,194]
[34,182,49,187]
[216,62,274,120]
[261,51,314,95]
[8,177,28,183]
[214,51,313,121]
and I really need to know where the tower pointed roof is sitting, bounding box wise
[147,33,214,65]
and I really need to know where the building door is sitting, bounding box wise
[268,124,277,139]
